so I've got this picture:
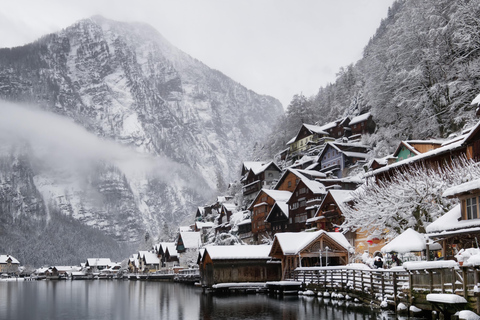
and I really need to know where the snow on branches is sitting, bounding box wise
[341,156,480,238]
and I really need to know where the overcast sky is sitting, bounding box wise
[0,0,395,108]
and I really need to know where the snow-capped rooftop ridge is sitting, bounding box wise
[349,112,371,125]
[442,178,480,198]
[262,189,293,202]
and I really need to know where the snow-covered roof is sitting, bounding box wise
[222,203,237,212]
[272,230,352,256]
[86,258,112,267]
[179,231,202,249]
[328,190,353,207]
[0,255,19,264]
[165,243,178,257]
[204,245,272,260]
[265,199,290,221]
[195,221,215,229]
[142,251,160,265]
[426,204,480,234]
[243,161,279,175]
[381,228,428,253]
[262,189,292,202]
[443,178,480,198]
[349,112,371,125]
[287,123,330,145]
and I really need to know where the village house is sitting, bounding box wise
[194,221,215,243]
[393,140,444,162]
[318,142,370,178]
[237,219,253,244]
[164,244,179,268]
[199,245,281,287]
[0,255,20,274]
[85,258,112,274]
[274,168,326,193]
[128,255,139,273]
[369,120,480,182]
[285,123,334,162]
[247,189,292,243]
[427,178,480,260]
[241,161,282,202]
[137,251,160,273]
[286,176,327,233]
[307,189,353,234]
[154,242,177,268]
[265,195,290,236]
[348,112,375,138]
[176,231,202,267]
[269,230,352,280]
[215,202,237,235]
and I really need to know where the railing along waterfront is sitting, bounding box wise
[293,264,480,312]
[293,266,409,306]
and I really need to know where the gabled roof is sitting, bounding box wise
[349,112,371,126]
[243,161,281,176]
[86,258,112,267]
[269,230,352,256]
[318,142,370,161]
[142,251,160,265]
[0,255,19,264]
[315,189,353,217]
[274,168,326,191]
[287,123,330,145]
[248,189,292,210]
[265,201,289,221]
[165,244,178,258]
[178,231,202,249]
[203,245,272,260]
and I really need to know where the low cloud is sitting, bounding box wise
[0,100,212,197]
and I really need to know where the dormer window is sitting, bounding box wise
[466,197,478,220]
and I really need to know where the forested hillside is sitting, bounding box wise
[258,0,480,160]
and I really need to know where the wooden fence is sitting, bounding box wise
[293,267,409,306]
[292,265,480,312]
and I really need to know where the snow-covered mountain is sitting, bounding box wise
[0,16,283,265]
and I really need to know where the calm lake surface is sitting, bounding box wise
[0,280,425,320]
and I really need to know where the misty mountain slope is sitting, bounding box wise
[0,16,283,264]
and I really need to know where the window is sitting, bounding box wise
[299,187,307,194]
[467,197,478,219]
[288,181,292,187]
[290,202,299,210]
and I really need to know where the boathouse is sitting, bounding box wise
[199,245,281,287]
[269,230,352,280]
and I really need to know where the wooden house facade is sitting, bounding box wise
[319,142,370,178]
[0,255,20,274]
[248,189,292,243]
[348,112,375,137]
[427,179,480,260]
[269,231,352,280]
[286,179,326,233]
[241,161,282,201]
[199,245,281,287]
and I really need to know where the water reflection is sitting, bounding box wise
[0,281,423,320]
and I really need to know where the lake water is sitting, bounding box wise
[0,280,424,320]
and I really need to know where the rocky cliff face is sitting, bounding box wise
[0,16,283,265]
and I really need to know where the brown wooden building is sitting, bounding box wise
[199,245,281,287]
[269,231,352,280]
[248,189,292,243]
[286,178,326,233]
